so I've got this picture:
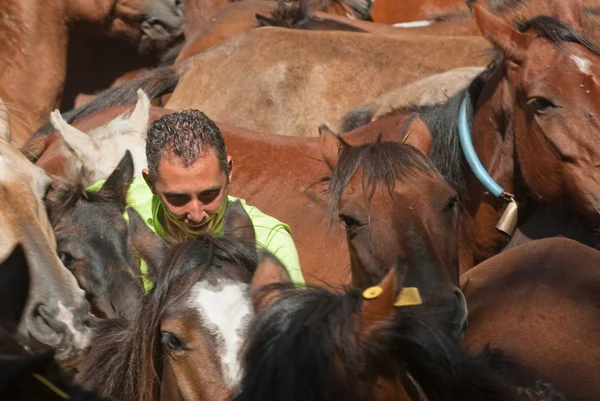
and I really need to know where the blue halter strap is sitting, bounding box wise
[457,96,509,199]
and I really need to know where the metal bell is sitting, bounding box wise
[495,199,518,237]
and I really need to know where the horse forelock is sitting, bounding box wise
[327,141,437,219]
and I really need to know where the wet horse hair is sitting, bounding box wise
[236,283,562,401]
[327,140,439,218]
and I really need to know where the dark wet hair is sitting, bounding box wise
[146,110,230,182]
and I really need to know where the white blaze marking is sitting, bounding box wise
[393,20,433,28]
[190,281,253,389]
[56,301,86,348]
[571,55,592,75]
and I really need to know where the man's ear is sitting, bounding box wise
[142,168,156,195]
[227,155,233,183]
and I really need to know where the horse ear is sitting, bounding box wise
[250,250,291,313]
[127,89,151,139]
[469,1,527,64]
[97,151,134,211]
[51,109,100,163]
[0,99,10,143]
[127,207,168,280]
[222,200,256,243]
[549,0,582,31]
[319,124,341,170]
[403,116,433,156]
[360,255,408,334]
[0,244,30,333]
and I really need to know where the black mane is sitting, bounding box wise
[517,16,600,55]
[235,283,554,401]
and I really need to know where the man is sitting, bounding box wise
[90,110,304,291]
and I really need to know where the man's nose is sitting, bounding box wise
[187,201,207,222]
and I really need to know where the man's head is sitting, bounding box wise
[142,110,232,240]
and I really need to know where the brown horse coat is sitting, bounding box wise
[462,237,600,401]
[0,0,183,146]
[165,27,491,136]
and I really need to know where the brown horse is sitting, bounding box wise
[308,126,467,341]
[44,152,145,321]
[0,102,91,363]
[0,0,183,146]
[235,254,557,401]
[264,117,443,287]
[462,237,600,401]
[78,202,261,401]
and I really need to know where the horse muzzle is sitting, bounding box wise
[23,300,92,364]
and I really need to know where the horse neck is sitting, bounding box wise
[426,64,523,271]
[0,0,117,146]
[0,0,70,145]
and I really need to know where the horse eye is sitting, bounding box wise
[58,251,75,269]
[443,196,459,214]
[161,332,185,351]
[339,214,361,231]
[527,97,555,115]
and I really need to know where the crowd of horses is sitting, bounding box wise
[2,0,600,399]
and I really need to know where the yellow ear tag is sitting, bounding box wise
[394,287,422,307]
[362,286,384,300]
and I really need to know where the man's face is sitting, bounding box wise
[143,150,232,235]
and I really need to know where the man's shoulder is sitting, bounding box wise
[227,196,291,244]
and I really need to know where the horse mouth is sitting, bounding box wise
[25,304,92,364]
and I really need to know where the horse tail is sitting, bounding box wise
[33,63,185,137]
